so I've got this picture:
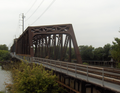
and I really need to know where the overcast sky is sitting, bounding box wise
[0,0,120,48]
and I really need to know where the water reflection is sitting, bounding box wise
[0,66,12,91]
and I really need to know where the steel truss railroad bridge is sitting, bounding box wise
[10,24,120,93]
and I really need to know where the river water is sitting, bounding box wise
[0,66,12,92]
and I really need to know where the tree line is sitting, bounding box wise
[79,37,120,63]
[0,36,120,63]
[0,44,10,61]
[79,43,111,61]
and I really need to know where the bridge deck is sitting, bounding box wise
[11,53,120,93]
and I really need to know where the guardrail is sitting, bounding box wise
[82,60,117,68]
[11,53,31,62]
[33,57,120,85]
[10,53,120,92]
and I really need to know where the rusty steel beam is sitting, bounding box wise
[11,24,82,64]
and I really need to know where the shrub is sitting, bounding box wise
[83,62,89,65]
[0,50,10,61]
[8,62,66,93]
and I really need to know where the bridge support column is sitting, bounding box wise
[91,86,93,93]
[64,77,71,92]
[49,69,115,93]
[110,62,113,68]
[61,75,64,83]
[74,80,79,91]
[70,78,74,89]
[86,84,94,93]
[58,74,61,81]
[81,81,86,93]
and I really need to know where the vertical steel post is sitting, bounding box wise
[42,37,43,58]
[39,39,40,57]
[55,61,56,70]
[45,35,47,57]
[69,36,71,62]
[87,66,88,81]
[48,35,51,58]
[54,34,56,60]
[102,68,104,86]
[75,64,77,77]
[67,63,68,74]
[60,34,63,61]
[60,62,61,72]
[50,61,51,69]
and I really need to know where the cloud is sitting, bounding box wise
[0,0,120,48]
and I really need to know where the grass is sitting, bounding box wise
[83,62,89,65]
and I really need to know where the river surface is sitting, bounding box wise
[0,66,12,91]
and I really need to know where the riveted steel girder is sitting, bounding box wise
[11,24,82,64]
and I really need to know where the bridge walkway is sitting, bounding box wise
[11,53,120,93]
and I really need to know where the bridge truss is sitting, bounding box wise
[11,24,82,63]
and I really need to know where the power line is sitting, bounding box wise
[25,0,44,21]
[25,0,37,15]
[31,0,56,25]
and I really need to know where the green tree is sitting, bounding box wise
[103,43,111,61]
[66,47,76,60]
[0,44,10,61]
[79,45,94,60]
[110,38,120,62]
[0,50,10,61]
[8,62,66,93]
[0,44,8,50]
[93,47,104,60]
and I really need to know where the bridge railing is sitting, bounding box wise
[32,57,120,86]
[11,53,120,88]
[82,60,117,68]
[10,53,31,63]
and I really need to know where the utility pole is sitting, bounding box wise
[22,13,25,32]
